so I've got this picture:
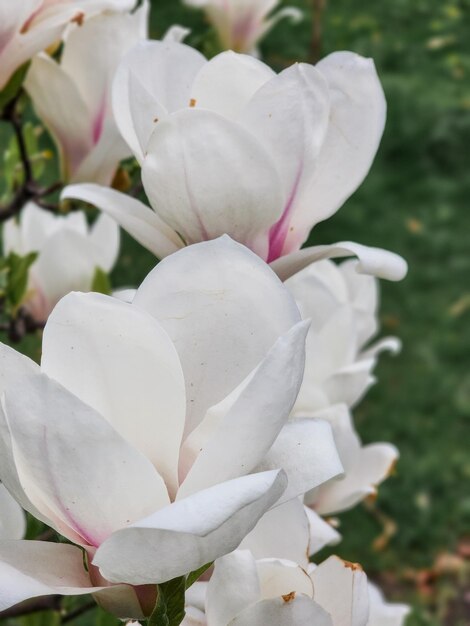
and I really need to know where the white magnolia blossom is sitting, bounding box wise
[304,404,398,515]
[2,202,119,323]
[182,552,408,626]
[183,0,302,55]
[182,500,408,625]
[0,483,26,540]
[63,42,408,283]
[0,237,343,619]
[289,258,401,413]
[0,0,135,90]
[25,3,148,184]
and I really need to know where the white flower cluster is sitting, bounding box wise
[0,1,409,625]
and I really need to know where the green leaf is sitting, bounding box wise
[148,577,186,626]
[91,267,112,295]
[186,562,213,589]
[0,62,30,113]
[4,251,38,313]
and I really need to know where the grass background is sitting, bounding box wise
[2,0,470,624]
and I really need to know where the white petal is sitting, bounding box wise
[257,418,343,504]
[257,558,313,600]
[61,184,182,259]
[239,63,330,260]
[304,507,341,556]
[141,109,284,258]
[41,292,186,497]
[60,8,148,123]
[89,213,120,272]
[306,405,398,515]
[112,40,206,160]
[134,237,300,436]
[25,54,93,180]
[31,229,98,317]
[0,485,26,540]
[367,583,410,626]
[241,499,311,567]
[2,372,170,547]
[178,321,309,498]
[190,51,274,119]
[285,52,387,249]
[0,541,97,611]
[71,118,131,185]
[94,470,287,585]
[271,241,408,282]
[311,556,369,626]
[229,596,332,626]
[206,551,260,626]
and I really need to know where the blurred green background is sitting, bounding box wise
[2,0,470,625]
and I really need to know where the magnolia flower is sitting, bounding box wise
[63,42,408,283]
[0,0,135,90]
[2,202,119,323]
[183,0,302,55]
[0,237,342,618]
[25,3,148,184]
[304,404,398,515]
[0,484,26,540]
[367,583,410,626]
[182,552,383,626]
[288,259,401,413]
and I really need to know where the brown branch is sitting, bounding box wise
[311,0,327,63]
[0,92,63,221]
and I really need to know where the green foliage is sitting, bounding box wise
[0,63,30,114]
[0,251,37,316]
[148,577,186,626]
[186,562,213,589]
[91,267,112,296]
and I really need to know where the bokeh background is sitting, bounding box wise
[1,1,469,625]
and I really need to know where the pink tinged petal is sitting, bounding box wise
[304,506,341,557]
[94,469,287,585]
[178,321,309,498]
[41,292,186,497]
[133,237,301,437]
[367,583,410,626]
[60,8,148,131]
[311,556,370,626]
[0,484,26,540]
[229,595,333,626]
[206,551,261,626]
[71,118,131,185]
[112,40,207,161]
[24,54,93,181]
[61,184,182,259]
[271,241,408,283]
[285,52,387,251]
[239,63,330,261]
[141,109,284,259]
[0,541,99,611]
[257,418,344,504]
[241,499,311,568]
[2,372,170,547]
[190,51,275,120]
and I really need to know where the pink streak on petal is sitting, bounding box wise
[267,165,303,262]
[92,95,107,145]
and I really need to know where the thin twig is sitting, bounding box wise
[61,600,96,624]
[311,0,326,63]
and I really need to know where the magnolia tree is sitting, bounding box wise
[0,1,410,625]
